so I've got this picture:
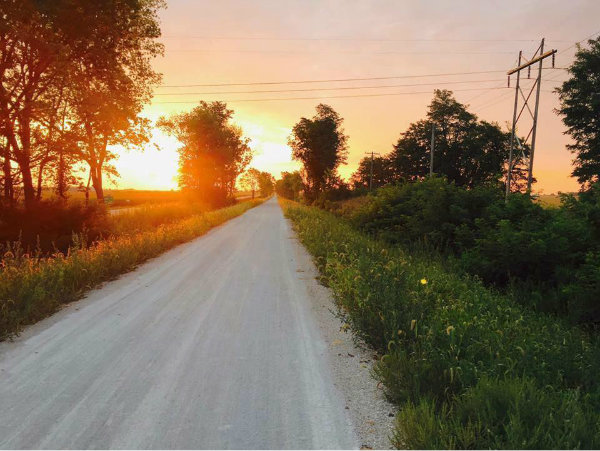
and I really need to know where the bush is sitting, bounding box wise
[0,200,109,253]
[342,178,600,324]
[348,178,500,251]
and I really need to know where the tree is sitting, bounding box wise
[557,37,600,187]
[0,0,164,207]
[158,101,253,206]
[0,0,69,208]
[389,90,521,189]
[240,168,274,198]
[275,171,303,200]
[351,155,394,190]
[240,168,260,199]
[65,0,164,202]
[257,171,274,197]
[288,104,348,201]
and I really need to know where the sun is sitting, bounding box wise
[113,129,180,190]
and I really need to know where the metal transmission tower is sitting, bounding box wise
[364,151,381,191]
[505,38,557,199]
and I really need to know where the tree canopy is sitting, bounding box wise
[557,37,600,187]
[0,0,164,207]
[275,171,303,201]
[158,101,252,206]
[389,90,515,189]
[288,104,348,201]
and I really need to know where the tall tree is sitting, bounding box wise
[0,0,164,206]
[557,37,600,187]
[0,0,69,208]
[257,171,274,197]
[65,0,164,202]
[288,104,348,201]
[158,101,253,205]
[389,90,520,189]
[275,171,303,200]
[240,168,260,199]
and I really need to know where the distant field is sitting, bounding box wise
[535,193,567,207]
[41,188,253,207]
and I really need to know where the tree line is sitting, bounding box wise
[0,0,165,209]
[279,37,599,201]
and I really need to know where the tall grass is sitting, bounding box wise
[280,198,600,449]
[0,199,264,339]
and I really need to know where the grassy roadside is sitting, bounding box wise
[279,198,600,449]
[0,199,265,340]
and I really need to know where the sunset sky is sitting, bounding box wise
[114,0,600,194]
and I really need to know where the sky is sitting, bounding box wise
[113,0,600,194]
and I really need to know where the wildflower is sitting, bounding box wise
[446,325,455,335]
[420,278,427,285]
[410,319,417,330]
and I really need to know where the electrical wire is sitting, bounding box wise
[153,78,507,96]
[156,70,507,88]
[152,86,507,104]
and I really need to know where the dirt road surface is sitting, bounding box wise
[0,197,392,449]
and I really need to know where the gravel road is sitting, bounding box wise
[0,197,393,449]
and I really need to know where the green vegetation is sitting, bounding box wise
[281,199,600,449]
[334,178,600,324]
[157,101,253,206]
[288,104,348,202]
[1,0,164,207]
[0,199,264,340]
[557,36,600,187]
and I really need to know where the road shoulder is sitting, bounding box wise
[285,216,395,450]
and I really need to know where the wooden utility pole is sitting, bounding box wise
[364,151,381,191]
[430,124,435,177]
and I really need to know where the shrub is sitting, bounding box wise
[341,178,600,324]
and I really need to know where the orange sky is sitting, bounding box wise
[113,0,600,194]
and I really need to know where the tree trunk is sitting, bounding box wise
[91,165,104,203]
[2,143,13,204]
[36,160,47,200]
[20,160,36,209]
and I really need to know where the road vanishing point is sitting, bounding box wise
[0,198,360,449]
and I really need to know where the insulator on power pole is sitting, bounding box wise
[528,66,531,78]
[508,75,510,87]
[552,53,555,68]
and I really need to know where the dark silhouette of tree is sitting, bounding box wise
[0,0,164,207]
[275,171,303,200]
[257,171,275,197]
[158,101,252,206]
[557,37,600,188]
[389,90,522,189]
[240,168,260,199]
[288,104,348,201]
[351,155,394,189]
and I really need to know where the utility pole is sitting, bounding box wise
[364,151,381,191]
[430,123,435,177]
[505,38,556,198]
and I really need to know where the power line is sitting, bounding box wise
[157,70,507,88]
[152,86,507,104]
[165,49,516,55]
[161,35,572,43]
[557,28,600,55]
[153,78,506,96]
